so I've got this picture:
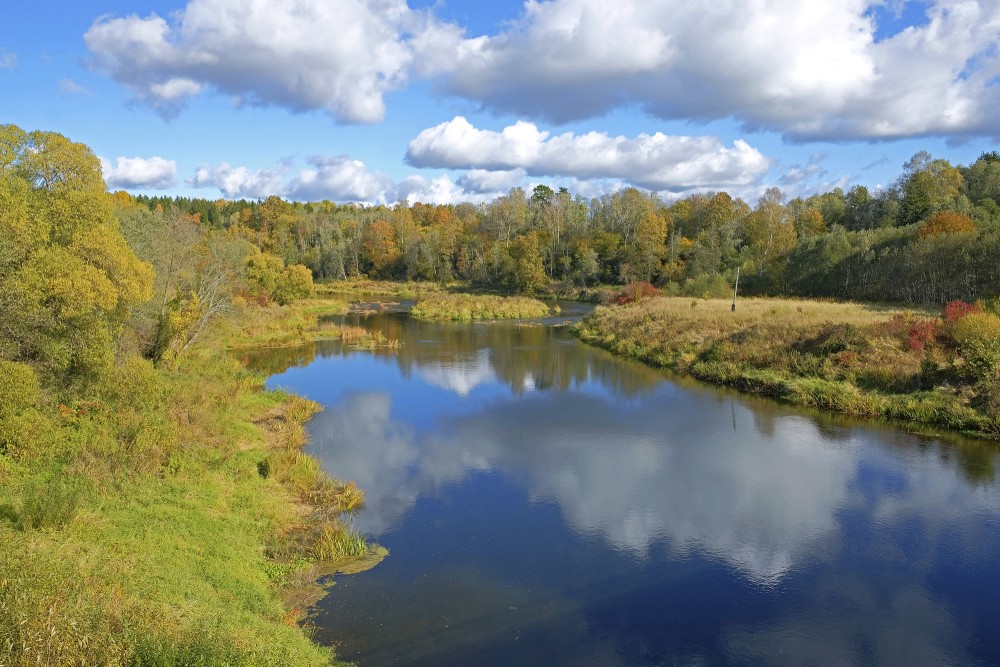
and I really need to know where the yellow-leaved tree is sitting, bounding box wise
[0,124,153,401]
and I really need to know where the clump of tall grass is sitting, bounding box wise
[338,325,401,350]
[15,477,82,531]
[411,293,550,321]
[311,523,368,561]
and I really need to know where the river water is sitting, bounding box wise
[258,308,1000,666]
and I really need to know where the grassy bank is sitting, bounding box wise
[572,296,1000,439]
[410,293,552,321]
[0,300,381,666]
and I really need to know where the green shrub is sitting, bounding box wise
[953,312,1000,381]
[0,361,43,456]
[681,273,732,299]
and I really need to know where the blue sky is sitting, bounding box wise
[2,0,998,205]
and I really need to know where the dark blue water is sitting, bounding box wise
[261,312,1000,666]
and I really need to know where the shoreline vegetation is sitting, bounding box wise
[1,295,386,666]
[571,294,1000,440]
[410,293,553,321]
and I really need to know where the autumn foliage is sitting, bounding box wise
[917,211,976,239]
[614,281,659,305]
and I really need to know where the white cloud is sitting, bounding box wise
[101,155,177,189]
[82,0,1000,141]
[442,0,1000,141]
[187,154,506,204]
[288,155,394,202]
[188,162,288,200]
[0,50,15,69]
[84,0,460,122]
[58,79,92,96]
[779,153,828,186]
[455,168,528,194]
[407,116,772,191]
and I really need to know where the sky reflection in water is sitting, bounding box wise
[259,314,1000,666]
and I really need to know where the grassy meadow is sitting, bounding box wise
[572,295,1000,439]
[0,300,383,666]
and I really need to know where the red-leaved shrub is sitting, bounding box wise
[614,281,659,305]
[907,320,940,352]
[943,300,979,323]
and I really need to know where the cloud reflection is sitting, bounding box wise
[310,385,859,583]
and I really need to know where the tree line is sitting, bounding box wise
[135,149,1000,304]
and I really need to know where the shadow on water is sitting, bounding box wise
[252,311,1000,667]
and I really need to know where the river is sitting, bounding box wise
[256,307,1000,666]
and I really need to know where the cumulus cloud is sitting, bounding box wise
[407,116,771,191]
[82,0,1000,141]
[443,0,1000,141]
[0,50,15,69]
[188,162,288,199]
[101,156,177,189]
[455,168,528,194]
[187,154,505,204]
[84,0,462,121]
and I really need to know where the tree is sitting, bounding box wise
[0,125,153,389]
[900,152,963,225]
[741,187,797,288]
[362,219,401,277]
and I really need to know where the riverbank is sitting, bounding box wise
[0,298,378,666]
[571,296,1000,440]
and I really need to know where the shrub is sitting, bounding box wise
[907,319,940,352]
[952,312,1000,381]
[917,211,976,239]
[614,281,659,305]
[273,263,315,306]
[0,361,43,456]
[681,273,732,299]
[943,300,979,324]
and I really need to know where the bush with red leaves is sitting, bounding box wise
[943,300,979,323]
[907,320,940,352]
[614,281,659,305]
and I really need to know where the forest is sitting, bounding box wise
[135,149,1000,305]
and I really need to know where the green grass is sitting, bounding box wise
[0,304,377,666]
[572,296,1000,439]
[224,298,351,350]
[411,293,551,321]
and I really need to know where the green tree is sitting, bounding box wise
[0,125,153,390]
